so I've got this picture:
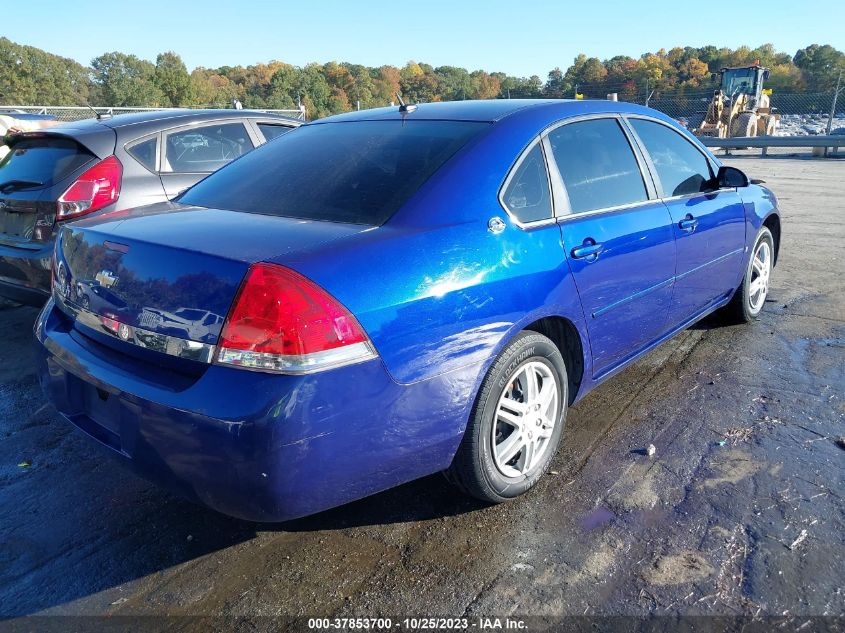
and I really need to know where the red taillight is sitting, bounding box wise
[57,155,122,221]
[216,263,376,373]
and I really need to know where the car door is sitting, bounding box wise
[545,116,677,378]
[159,121,256,198]
[625,117,747,326]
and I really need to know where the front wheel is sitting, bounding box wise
[721,227,774,323]
[446,331,567,503]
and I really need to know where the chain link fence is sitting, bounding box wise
[567,84,842,137]
[4,91,843,135]
[637,91,841,135]
[0,105,307,122]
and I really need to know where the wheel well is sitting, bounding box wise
[763,214,781,265]
[524,316,585,404]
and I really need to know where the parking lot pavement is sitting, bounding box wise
[0,156,842,624]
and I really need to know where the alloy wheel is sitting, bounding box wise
[749,240,772,312]
[492,360,559,478]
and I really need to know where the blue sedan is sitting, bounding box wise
[35,100,780,521]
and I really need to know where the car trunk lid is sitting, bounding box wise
[53,203,370,349]
[0,129,113,247]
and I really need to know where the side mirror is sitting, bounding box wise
[710,73,717,83]
[763,69,770,80]
[717,165,749,188]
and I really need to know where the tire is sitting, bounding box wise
[446,331,568,503]
[731,112,758,138]
[758,115,777,136]
[766,116,778,135]
[721,227,774,323]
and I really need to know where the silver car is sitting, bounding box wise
[0,109,301,305]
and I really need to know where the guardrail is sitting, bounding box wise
[699,135,843,156]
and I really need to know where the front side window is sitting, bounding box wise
[162,122,253,174]
[179,120,487,225]
[501,142,553,223]
[629,119,713,197]
[547,118,648,214]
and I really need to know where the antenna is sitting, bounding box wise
[81,102,109,120]
[395,93,417,114]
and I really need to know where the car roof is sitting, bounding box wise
[313,99,661,124]
[99,108,299,129]
[46,109,300,137]
[13,109,301,158]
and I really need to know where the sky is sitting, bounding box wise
[2,0,842,77]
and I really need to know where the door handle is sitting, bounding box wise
[571,240,604,262]
[678,214,699,232]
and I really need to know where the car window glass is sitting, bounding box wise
[127,137,157,171]
[162,122,253,174]
[178,120,487,225]
[501,142,552,223]
[547,118,647,214]
[257,123,293,141]
[629,119,713,196]
[0,137,95,187]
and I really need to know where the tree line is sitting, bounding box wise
[1,37,842,119]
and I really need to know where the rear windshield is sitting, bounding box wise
[0,137,95,188]
[179,120,488,225]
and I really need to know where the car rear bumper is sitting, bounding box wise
[35,298,478,522]
[0,241,52,306]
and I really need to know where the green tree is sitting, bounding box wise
[542,68,570,98]
[794,44,845,91]
[90,52,164,106]
[0,37,91,105]
[154,51,193,106]
[434,66,473,100]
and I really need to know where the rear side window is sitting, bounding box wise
[628,118,714,196]
[0,137,95,188]
[179,121,487,225]
[127,137,157,172]
[501,142,553,223]
[547,118,647,214]
[162,122,254,174]
[257,123,293,141]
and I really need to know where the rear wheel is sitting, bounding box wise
[721,227,774,323]
[446,331,567,503]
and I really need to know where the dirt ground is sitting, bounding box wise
[0,154,843,631]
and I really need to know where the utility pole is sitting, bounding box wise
[825,69,842,156]
[826,69,842,135]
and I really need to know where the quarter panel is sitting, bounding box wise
[276,221,586,387]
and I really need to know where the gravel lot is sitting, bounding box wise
[1,154,843,630]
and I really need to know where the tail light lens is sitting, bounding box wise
[57,155,122,221]
[216,263,377,374]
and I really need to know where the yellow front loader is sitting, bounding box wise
[694,64,780,138]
